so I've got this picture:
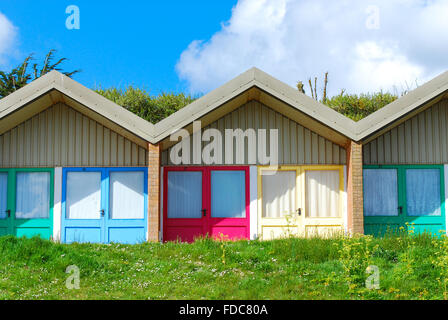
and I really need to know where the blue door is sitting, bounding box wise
[61,167,147,244]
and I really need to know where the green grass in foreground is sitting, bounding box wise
[0,232,447,300]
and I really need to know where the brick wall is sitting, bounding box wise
[147,143,161,242]
[346,141,364,234]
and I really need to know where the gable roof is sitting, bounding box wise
[354,70,448,142]
[1,67,448,147]
[153,68,357,145]
[0,70,154,145]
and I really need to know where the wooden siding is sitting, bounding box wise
[0,103,147,167]
[364,99,448,165]
[162,100,346,165]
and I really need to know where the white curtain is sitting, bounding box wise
[110,171,144,219]
[305,170,340,218]
[406,169,441,216]
[363,169,398,216]
[16,172,50,219]
[0,173,7,219]
[211,170,245,218]
[66,172,101,219]
[167,171,202,218]
[262,170,296,218]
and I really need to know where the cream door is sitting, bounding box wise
[258,165,344,239]
[301,166,344,237]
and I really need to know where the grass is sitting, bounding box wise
[0,232,446,300]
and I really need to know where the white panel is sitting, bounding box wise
[66,171,101,219]
[167,171,202,218]
[343,165,347,233]
[406,168,441,216]
[249,166,258,240]
[159,167,164,241]
[305,170,340,218]
[110,171,144,219]
[0,173,7,219]
[363,169,398,216]
[262,170,296,218]
[53,167,62,241]
[16,172,50,219]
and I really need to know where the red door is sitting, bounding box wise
[163,166,250,242]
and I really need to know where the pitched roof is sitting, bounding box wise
[0,70,154,143]
[1,67,448,146]
[153,68,357,143]
[354,70,448,141]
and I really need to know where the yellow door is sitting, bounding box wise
[258,165,344,240]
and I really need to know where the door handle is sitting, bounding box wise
[100,209,105,217]
[202,209,207,217]
[398,206,403,215]
[297,208,302,216]
[5,210,10,218]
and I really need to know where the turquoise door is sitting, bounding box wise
[0,168,53,239]
[61,167,147,244]
[364,165,445,236]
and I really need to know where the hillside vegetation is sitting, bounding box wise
[0,230,447,300]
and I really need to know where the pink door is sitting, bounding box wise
[163,166,250,242]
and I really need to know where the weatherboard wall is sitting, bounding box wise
[363,99,448,165]
[161,100,347,166]
[0,102,148,168]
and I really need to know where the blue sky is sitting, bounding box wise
[0,0,237,94]
[1,1,448,97]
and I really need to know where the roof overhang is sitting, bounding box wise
[0,71,154,148]
[155,68,357,149]
[355,70,448,142]
[2,67,448,148]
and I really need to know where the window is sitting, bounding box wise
[16,172,50,219]
[211,170,245,218]
[363,169,398,216]
[262,171,296,218]
[305,170,340,218]
[167,171,202,218]
[406,169,441,216]
[110,171,144,219]
[66,171,101,219]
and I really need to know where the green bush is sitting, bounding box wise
[95,86,197,124]
[325,91,398,121]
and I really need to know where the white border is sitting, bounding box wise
[159,166,164,242]
[53,167,62,242]
[343,165,348,234]
[249,166,258,240]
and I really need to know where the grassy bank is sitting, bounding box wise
[0,233,446,300]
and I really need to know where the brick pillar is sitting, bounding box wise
[147,143,161,242]
[346,141,364,234]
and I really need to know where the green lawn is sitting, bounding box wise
[0,232,446,300]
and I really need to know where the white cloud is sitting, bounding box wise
[0,12,17,66]
[176,0,448,97]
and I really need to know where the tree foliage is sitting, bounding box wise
[0,49,80,98]
[95,86,197,124]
